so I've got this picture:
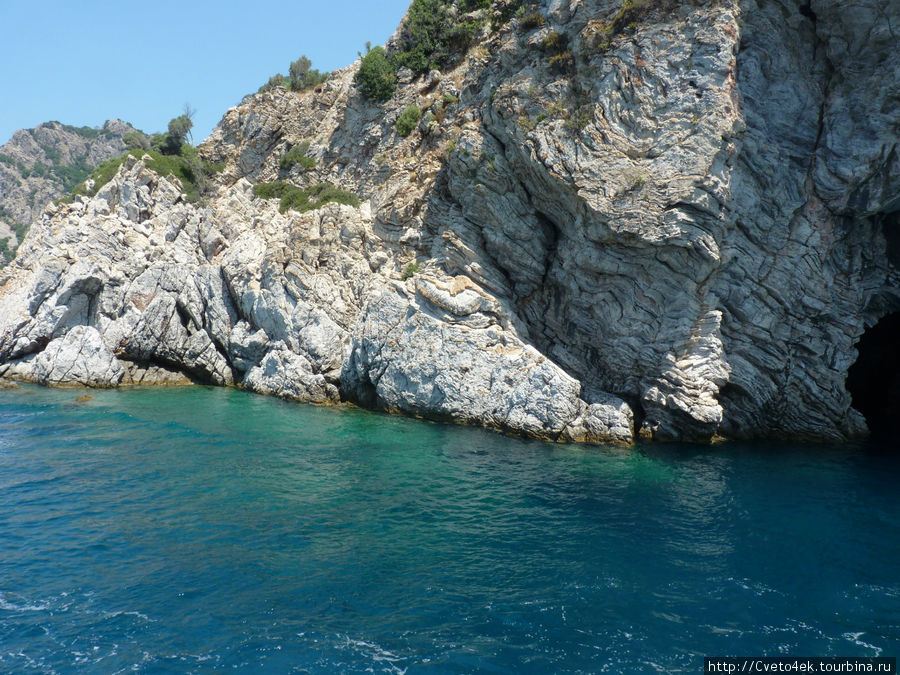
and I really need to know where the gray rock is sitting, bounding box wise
[243,345,337,404]
[2,325,123,387]
[342,282,633,444]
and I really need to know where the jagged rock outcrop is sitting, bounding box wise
[1,0,897,444]
[0,119,138,261]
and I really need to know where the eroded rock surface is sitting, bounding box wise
[1,0,897,444]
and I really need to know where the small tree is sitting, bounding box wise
[355,46,396,102]
[287,55,327,91]
[289,56,312,90]
[182,103,197,142]
[160,114,193,155]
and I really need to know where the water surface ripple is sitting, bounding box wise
[0,385,897,672]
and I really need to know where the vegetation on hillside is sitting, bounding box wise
[70,146,222,203]
[354,0,566,103]
[0,123,135,194]
[252,181,360,213]
[279,141,316,172]
[355,46,397,102]
[259,55,329,94]
[401,262,421,280]
[396,104,422,136]
[0,121,149,264]
[66,113,222,204]
[356,0,504,102]
[390,0,488,76]
[51,122,116,140]
[0,203,30,262]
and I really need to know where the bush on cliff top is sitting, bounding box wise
[259,55,328,94]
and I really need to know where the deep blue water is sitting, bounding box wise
[0,384,897,673]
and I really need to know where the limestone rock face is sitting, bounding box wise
[0,325,124,387]
[342,280,633,443]
[0,0,897,444]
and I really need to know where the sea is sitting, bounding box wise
[0,384,897,673]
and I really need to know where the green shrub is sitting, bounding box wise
[280,141,316,171]
[396,104,421,137]
[305,182,361,208]
[251,181,288,200]
[22,163,48,179]
[540,30,566,53]
[491,0,527,31]
[564,105,593,132]
[52,157,93,193]
[258,55,327,95]
[355,46,397,102]
[521,11,545,29]
[149,133,167,153]
[391,0,449,74]
[73,154,129,197]
[288,55,328,91]
[149,115,193,155]
[356,1,490,102]
[59,123,101,139]
[40,145,61,165]
[583,0,658,50]
[391,0,487,75]
[442,93,459,105]
[401,262,421,280]
[123,131,150,150]
[548,50,574,73]
[252,181,360,213]
[258,73,288,93]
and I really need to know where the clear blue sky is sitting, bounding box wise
[0,0,411,145]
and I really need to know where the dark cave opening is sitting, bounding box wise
[883,211,900,269]
[846,312,900,438]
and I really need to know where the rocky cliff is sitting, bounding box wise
[1,0,897,444]
[0,119,138,263]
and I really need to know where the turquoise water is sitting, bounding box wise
[0,385,897,673]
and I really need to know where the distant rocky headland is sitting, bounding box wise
[0,0,897,445]
[0,120,139,264]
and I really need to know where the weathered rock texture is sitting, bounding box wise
[0,119,137,262]
[1,0,898,444]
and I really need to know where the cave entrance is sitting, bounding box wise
[846,312,900,438]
